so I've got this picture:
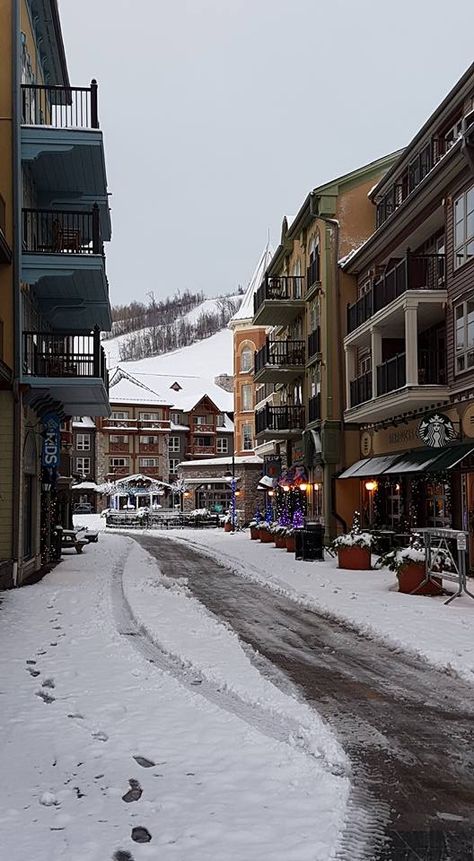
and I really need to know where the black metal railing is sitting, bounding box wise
[255,404,305,434]
[0,193,5,236]
[377,353,406,396]
[350,371,372,407]
[21,80,99,128]
[347,253,446,334]
[254,275,305,316]
[307,327,321,359]
[308,393,321,422]
[255,339,305,372]
[418,350,447,385]
[23,328,107,385]
[23,206,102,254]
[306,256,320,290]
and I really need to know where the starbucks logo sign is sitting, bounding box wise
[418,413,457,448]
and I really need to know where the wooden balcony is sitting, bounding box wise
[253,275,305,325]
[347,253,446,335]
[254,339,305,384]
[255,404,305,440]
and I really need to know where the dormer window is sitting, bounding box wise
[170,381,182,392]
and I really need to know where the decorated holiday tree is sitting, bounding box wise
[279,506,291,527]
[292,500,304,529]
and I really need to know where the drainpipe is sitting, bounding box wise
[11,0,22,585]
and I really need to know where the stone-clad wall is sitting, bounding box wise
[178,461,262,524]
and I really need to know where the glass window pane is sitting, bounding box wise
[467,211,474,240]
[467,186,474,215]
[467,240,474,261]
[455,195,465,223]
[455,219,465,246]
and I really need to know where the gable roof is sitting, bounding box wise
[108,366,233,413]
[229,241,275,324]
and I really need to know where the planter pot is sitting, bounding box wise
[250,526,260,540]
[275,534,287,549]
[224,522,234,533]
[260,530,273,543]
[337,545,371,570]
[286,535,296,553]
[397,562,442,596]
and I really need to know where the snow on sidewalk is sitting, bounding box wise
[0,533,348,861]
[152,529,474,684]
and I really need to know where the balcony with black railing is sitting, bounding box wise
[307,327,321,361]
[306,256,320,291]
[376,354,406,396]
[255,404,305,437]
[253,275,305,325]
[21,81,99,129]
[350,371,372,407]
[254,338,305,383]
[0,192,11,263]
[23,206,102,256]
[308,393,321,423]
[346,252,446,335]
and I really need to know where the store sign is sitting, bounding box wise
[264,456,281,479]
[418,413,458,448]
[41,413,61,469]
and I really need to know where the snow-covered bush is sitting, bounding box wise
[331,511,373,551]
[376,533,452,574]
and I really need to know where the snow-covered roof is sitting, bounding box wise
[109,367,173,406]
[179,455,262,468]
[230,242,275,324]
[112,369,232,413]
[72,417,96,429]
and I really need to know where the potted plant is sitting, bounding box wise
[259,521,273,543]
[249,507,262,540]
[274,526,287,549]
[223,512,234,533]
[285,526,297,553]
[332,512,372,570]
[377,534,447,596]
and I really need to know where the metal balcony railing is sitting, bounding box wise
[23,329,107,385]
[254,275,305,316]
[307,327,321,359]
[347,253,446,334]
[23,206,102,255]
[21,81,99,129]
[255,404,305,434]
[255,339,305,373]
[376,354,406,396]
[308,393,321,422]
[350,371,372,407]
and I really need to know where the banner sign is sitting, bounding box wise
[41,413,61,469]
[264,456,281,479]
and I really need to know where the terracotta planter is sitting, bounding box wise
[275,534,287,549]
[260,530,273,543]
[337,545,371,570]
[397,562,442,596]
[224,522,234,533]
[286,535,296,553]
[250,526,260,540]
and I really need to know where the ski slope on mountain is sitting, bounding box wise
[105,328,233,378]
[103,295,240,366]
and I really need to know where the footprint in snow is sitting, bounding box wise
[122,779,142,803]
[36,689,55,704]
[91,730,108,742]
[42,678,55,689]
[27,667,41,677]
[131,826,152,843]
[26,659,36,665]
[113,851,134,861]
[67,712,85,720]
[132,755,155,768]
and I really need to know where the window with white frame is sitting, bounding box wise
[110,434,128,444]
[139,457,158,468]
[111,411,129,420]
[217,437,228,453]
[75,457,91,477]
[75,433,91,451]
[139,411,162,421]
[455,300,474,372]
[169,436,180,452]
[241,383,252,411]
[242,422,253,451]
[110,457,129,468]
[139,435,159,445]
[240,346,253,373]
[169,458,180,474]
[358,347,372,376]
[170,412,181,424]
[454,185,474,269]
[216,413,225,427]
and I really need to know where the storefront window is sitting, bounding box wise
[425,481,451,528]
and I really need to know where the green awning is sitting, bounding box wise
[338,455,402,479]
[384,443,474,474]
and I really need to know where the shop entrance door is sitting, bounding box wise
[462,472,474,568]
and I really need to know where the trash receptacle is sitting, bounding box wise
[51,525,63,562]
[295,524,324,561]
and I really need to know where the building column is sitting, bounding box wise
[404,303,418,386]
[371,328,382,397]
[345,346,357,409]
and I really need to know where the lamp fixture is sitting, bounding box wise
[365,480,378,492]
[283,484,290,492]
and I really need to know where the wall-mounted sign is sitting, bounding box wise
[264,456,281,479]
[41,413,61,469]
[418,413,458,448]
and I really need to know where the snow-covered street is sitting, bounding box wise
[0,529,348,861]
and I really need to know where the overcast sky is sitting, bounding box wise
[59,0,474,306]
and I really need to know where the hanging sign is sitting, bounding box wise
[41,413,61,469]
[418,413,458,448]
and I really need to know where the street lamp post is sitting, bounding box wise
[225,452,237,531]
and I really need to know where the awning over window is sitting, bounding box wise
[338,455,402,479]
[339,444,474,479]
[258,475,276,489]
